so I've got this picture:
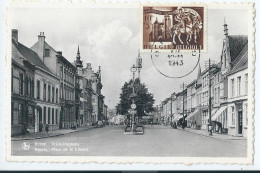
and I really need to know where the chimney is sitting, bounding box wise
[57,51,62,56]
[37,32,45,61]
[12,29,18,43]
[87,63,92,69]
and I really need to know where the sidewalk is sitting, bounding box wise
[12,125,94,141]
[178,127,247,146]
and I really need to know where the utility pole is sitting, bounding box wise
[182,82,185,129]
[170,94,173,126]
[208,58,212,136]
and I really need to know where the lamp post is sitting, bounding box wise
[136,50,142,80]
[170,94,173,126]
[130,64,137,132]
[205,58,215,136]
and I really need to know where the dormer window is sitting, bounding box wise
[45,49,50,57]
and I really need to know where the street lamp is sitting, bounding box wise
[130,64,137,132]
[136,49,142,80]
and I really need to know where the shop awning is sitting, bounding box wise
[186,109,199,120]
[212,106,227,121]
[172,114,182,122]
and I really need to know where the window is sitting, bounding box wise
[60,67,63,79]
[60,87,63,99]
[245,73,248,94]
[43,107,46,124]
[80,101,83,109]
[214,88,217,103]
[56,88,58,103]
[52,86,55,102]
[12,70,20,94]
[32,80,34,98]
[231,79,235,97]
[52,108,54,124]
[45,49,50,57]
[37,80,40,99]
[19,73,24,95]
[237,76,241,96]
[43,83,46,100]
[48,85,51,102]
[11,103,23,125]
[25,77,28,96]
[26,78,31,96]
[231,106,235,125]
[48,108,50,124]
[55,109,58,124]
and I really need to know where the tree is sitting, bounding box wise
[116,78,155,117]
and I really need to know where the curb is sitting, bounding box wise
[11,126,95,141]
[175,128,247,146]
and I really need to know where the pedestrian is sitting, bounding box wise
[45,124,49,135]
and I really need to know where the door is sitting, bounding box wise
[238,110,243,134]
[39,109,42,132]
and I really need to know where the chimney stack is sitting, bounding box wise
[12,29,18,43]
[37,32,45,61]
[38,32,45,42]
[87,63,92,69]
[57,51,62,56]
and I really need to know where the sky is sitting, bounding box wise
[9,5,248,109]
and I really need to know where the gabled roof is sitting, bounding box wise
[228,43,248,75]
[12,39,52,73]
[228,35,248,62]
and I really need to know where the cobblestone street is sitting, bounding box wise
[11,125,247,157]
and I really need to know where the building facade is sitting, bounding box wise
[11,30,61,135]
[31,32,77,129]
[11,30,36,135]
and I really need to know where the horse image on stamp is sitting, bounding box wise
[143,6,205,50]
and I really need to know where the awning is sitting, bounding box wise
[186,109,199,120]
[172,114,182,122]
[212,106,228,121]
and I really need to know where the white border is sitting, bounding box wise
[1,0,256,168]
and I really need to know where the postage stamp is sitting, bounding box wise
[142,5,206,51]
[4,0,255,165]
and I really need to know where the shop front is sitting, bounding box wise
[228,101,248,137]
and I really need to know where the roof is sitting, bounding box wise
[12,39,52,73]
[228,35,248,62]
[186,79,197,88]
[228,43,248,75]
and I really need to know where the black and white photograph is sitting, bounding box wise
[3,1,255,165]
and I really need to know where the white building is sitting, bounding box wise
[227,44,248,137]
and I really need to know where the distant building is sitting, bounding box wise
[103,104,108,120]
